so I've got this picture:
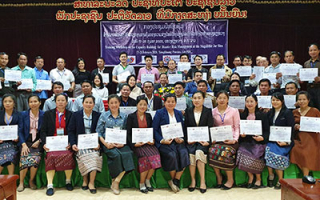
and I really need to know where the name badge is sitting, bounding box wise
[57,128,64,136]
[4,80,9,87]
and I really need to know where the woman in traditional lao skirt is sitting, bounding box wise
[96,94,134,195]
[18,95,44,192]
[290,91,320,176]
[208,91,240,190]
[265,92,295,189]
[40,93,75,196]
[153,93,190,193]
[184,91,213,193]
[127,96,161,193]
[0,94,19,175]
[237,94,269,189]
[68,95,102,194]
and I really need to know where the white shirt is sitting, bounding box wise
[112,64,135,76]
[92,87,109,99]
[145,94,154,111]
[168,112,177,124]
[49,68,75,83]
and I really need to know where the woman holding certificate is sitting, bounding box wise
[96,94,134,195]
[68,95,102,194]
[208,91,240,190]
[237,94,270,189]
[127,96,161,193]
[153,93,190,193]
[127,75,143,100]
[265,92,295,189]
[0,94,19,175]
[40,93,75,196]
[17,95,44,192]
[290,91,320,175]
[184,91,213,193]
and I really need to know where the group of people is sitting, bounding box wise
[0,43,319,196]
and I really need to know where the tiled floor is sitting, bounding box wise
[17,187,281,200]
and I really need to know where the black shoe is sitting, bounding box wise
[246,183,254,189]
[173,179,180,188]
[252,184,261,189]
[188,187,195,192]
[46,188,54,196]
[214,184,222,188]
[221,184,232,190]
[146,186,153,192]
[140,188,148,193]
[89,188,97,194]
[200,188,207,193]
[66,183,73,191]
[268,177,274,187]
[274,182,281,190]
[82,186,89,190]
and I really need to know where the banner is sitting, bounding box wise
[100,20,228,66]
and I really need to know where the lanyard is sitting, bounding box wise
[219,113,226,124]
[5,113,12,125]
[58,69,65,78]
[148,98,153,109]
[310,61,316,68]
[122,101,128,106]
[146,67,152,74]
[0,68,4,74]
[57,111,64,128]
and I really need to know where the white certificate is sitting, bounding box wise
[78,133,99,149]
[210,69,225,80]
[187,127,209,142]
[210,125,233,142]
[299,68,318,82]
[62,81,71,91]
[257,96,272,108]
[177,62,191,71]
[0,82,1,89]
[46,136,68,152]
[269,126,291,142]
[4,70,21,81]
[105,128,127,144]
[299,116,320,133]
[236,66,252,77]
[36,80,52,90]
[168,74,182,84]
[132,128,153,143]
[263,73,277,84]
[120,106,137,116]
[204,97,213,109]
[101,73,109,83]
[0,125,18,141]
[202,72,207,80]
[117,71,131,82]
[175,97,187,111]
[18,79,33,90]
[147,111,156,119]
[253,66,264,82]
[284,95,296,109]
[161,122,184,139]
[280,64,300,76]
[228,96,245,109]
[141,74,154,83]
[240,120,262,135]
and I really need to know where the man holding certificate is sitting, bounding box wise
[33,56,50,109]
[127,97,161,194]
[40,93,75,196]
[208,91,240,190]
[184,91,213,193]
[265,92,295,190]
[96,94,134,195]
[0,94,19,176]
[137,55,160,84]
[185,71,212,97]
[186,55,208,82]
[153,94,190,193]
[68,95,102,194]
[290,91,320,177]
[196,80,217,108]
[237,94,270,189]
[0,52,15,106]
[167,60,186,83]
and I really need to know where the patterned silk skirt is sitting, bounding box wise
[265,142,292,170]
[134,144,161,173]
[45,150,75,172]
[0,141,18,166]
[76,149,102,176]
[208,142,239,170]
[20,137,42,170]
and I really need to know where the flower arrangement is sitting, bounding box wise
[154,86,175,101]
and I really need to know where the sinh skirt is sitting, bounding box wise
[134,144,161,173]
[0,141,18,166]
[20,137,42,170]
[45,150,76,172]
[76,149,102,176]
[265,142,292,170]
[208,142,239,170]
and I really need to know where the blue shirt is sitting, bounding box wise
[12,66,37,92]
[96,111,127,138]
[34,67,50,99]
[185,81,212,97]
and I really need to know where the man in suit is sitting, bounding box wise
[139,81,162,111]
[154,73,169,92]
[119,84,136,107]
[90,57,112,92]
[197,80,217,108]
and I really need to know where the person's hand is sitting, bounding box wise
[294,102,299,107]
[199,141,209,146]
[0,140,3,144]
[188,141,196,145]
[120,80,126,83]
[277,141,288,146]
[175,138,184,144]
[276,72,282,79]
[212,140,216,145]
[273,83,280,89]
[43,144,49,152]
[249,74,256,80]
[253,135,264,142]
[114,143,124,148]
[68,87,74,92]
[26,89,32,92]
[147,140,154,145]
[240,133,246,138]
[134,142,145,147]
[36,89,42,93]
[16,81,22,86]
[162,138,173,145]
[314,76,320,83]
[31,140,40,148]
[21,143,30,156]
[294,124,300,131]
[209,77,213,81]
[12,138,19,142]
[263,108,270,113]
[224,140,236,145]
[105,142,115,149]
[72,144,79,152]
[0,77,4,82]
[181,110,185,115]
[223,75,230,82]
[94,144,100,151]
[66,144,71,150]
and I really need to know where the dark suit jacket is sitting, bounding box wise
[18,109,44,146]
[240,110,270,144]
[40,109,72,147]
[152,108,184,148]
[120,96,137,107]
[138,94,163,111]
[184,106,213,143]
[267,107,295,143]
[68,110,101,146]
[91,68,113,90]
[154,83,168,92]
[127,111,153,148]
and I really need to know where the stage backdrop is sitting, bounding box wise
[100,20,228,66]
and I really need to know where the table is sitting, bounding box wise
[280,178,320,200]
[0,175,19,200]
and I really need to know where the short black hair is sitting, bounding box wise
[81,80,92,86]
[17,52,27,60]
[194,55,203,60]
[216,90,229,99]
[28,94,41,103]
[108,94,121,103]
[0,52,8,56]
[197,80,208,86]
[180,53,189,60]
[285,81,298,89]
[270,51,281,57]
[296,91,311,101]
[52,81,64,90]
[242,55,252,61]
[34,55,44,62]
[144,55,153,60]
[97,57,105,62]
[119,52,127,57]
[193,91,205,99]
[308,43,319,50]
[82,94,95,104]
[216,54,225,60]
[164,93,176,102]
[54,93,68,102]
[136,96,148,105]
[174,81,185,88]
[143,81,154,87]
[194,70,203,76]
[120,83,131,91]
[284,50,294,56]
[233,55,242,61]
[259,78,271,87]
